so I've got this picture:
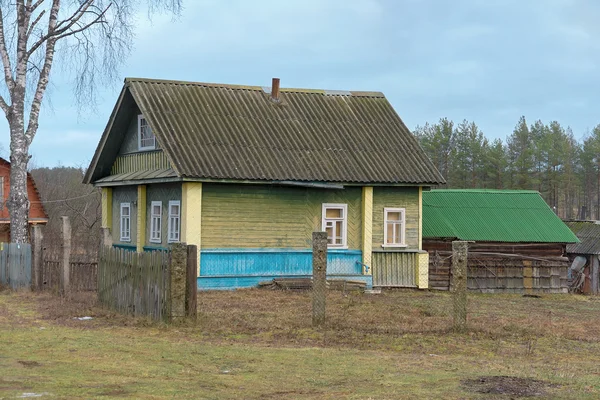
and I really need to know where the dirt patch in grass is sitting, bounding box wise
[17,361,41,368]
[462,376,559,397]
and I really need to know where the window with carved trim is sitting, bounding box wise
[138,115,155,150]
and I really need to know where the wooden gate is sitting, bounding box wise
[0,243,32,289]
[372,251,417,287]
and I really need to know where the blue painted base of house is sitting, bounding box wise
[197,248,372,290]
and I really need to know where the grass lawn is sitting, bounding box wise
[0,289,600,399]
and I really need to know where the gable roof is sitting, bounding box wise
[84,78,445,185]
[422,189,579,243]
[565,221,600,254]
[0,158,48,222]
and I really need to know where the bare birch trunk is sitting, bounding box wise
[8,127,30,243]
[0,1,181,245]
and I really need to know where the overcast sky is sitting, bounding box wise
[1,0,599,167]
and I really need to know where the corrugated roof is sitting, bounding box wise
[85,78,445,185]
[565,221,600,254]
[422,189,579,243]
[95,168,178,184]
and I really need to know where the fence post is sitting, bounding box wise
[100,227,113,248]
[170,243,187,322]
[186,245,198,319]
[312,232,327,327]
[452,240,468,331]
[60,216,71,295]
[31,225,43,291]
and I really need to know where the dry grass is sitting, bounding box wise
[1,288,600,399]
[196,289,600,347]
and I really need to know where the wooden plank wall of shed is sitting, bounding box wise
[426,240,569,293]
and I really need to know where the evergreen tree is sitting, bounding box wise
[506,116,535,189]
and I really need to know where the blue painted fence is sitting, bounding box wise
[0,243,32,289]
[197,248,372,290]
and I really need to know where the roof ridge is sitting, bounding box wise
[125,77,384,97]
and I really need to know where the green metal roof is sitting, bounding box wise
[422,189,580,243]
[84,78,445,185]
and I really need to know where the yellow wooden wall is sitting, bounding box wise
[111,151,171,175]
[372,187,420,250]
[201,183,362,249]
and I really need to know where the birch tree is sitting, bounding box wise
[0,0,181,243]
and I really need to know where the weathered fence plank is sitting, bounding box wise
[98,247,171,322]
[0,243,32,290]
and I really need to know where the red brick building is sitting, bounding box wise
[0,157,48,242]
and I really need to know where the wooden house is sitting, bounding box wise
[84,77,445,290]
[564,221,600,294]
[0,157,48,242]
[422,189,579,293]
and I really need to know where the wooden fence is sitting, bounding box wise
[42,259,98,292]
[98,247,171,321]
[0,243,31,289]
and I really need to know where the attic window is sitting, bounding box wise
[138,115,155,150]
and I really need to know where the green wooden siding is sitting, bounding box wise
[111,186,138,245]
[372,187,419,250]
[111,151,171,175]
[201,183,362,249]
[145,183,182,247]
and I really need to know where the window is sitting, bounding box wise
[150,201,162,243]
[322,203,347,248]
[120,203,131,242]
[138,114,155,150]
[383,207,406,247]
[168,201,181,243]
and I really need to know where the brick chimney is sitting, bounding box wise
[271,78,280,101]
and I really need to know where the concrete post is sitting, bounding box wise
[31,225,43,291]
[452,240,468,331]
[170,243,187,322]
[312,232,327,327]
[186,245,198,319]
[60,216,71,295]
[100,227,113,248]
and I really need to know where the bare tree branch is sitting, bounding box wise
[0,9,15,93]
[55,5,112,41]
[25,0,60,144]
[26,9,45,39]
[26,0,93,58]
[0,95,9,115]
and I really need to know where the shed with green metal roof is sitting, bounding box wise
[422,189,578,293]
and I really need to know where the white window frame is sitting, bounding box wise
[120,203,131,242]
[150,201,162,244]
[382,207,407,248]
[167,200,181,243]
[321,203,348,249]
[137,114,155,151]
